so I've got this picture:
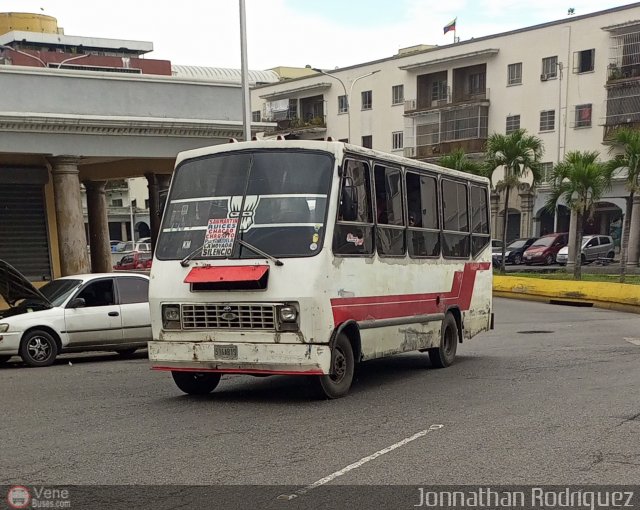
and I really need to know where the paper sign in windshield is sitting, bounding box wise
[202,218,238,257]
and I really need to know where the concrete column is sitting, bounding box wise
[518,186,534,238]
[145,173,160,253]
[120,222,128,242]
[51,157,90,276]
[566,208,578,272]
[627,195,640,268]
[490,192,500,239]
[84,180,112,273]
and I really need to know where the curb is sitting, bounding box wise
[493,275,640,314]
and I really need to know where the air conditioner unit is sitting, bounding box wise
[540,73,549,81]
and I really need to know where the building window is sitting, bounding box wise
[111,199,123,207]
[392,85,404,105]
[541,56,558,80]
[468,73,486,95]
[392,131,403,150]
[431,80,448,102]
[362,135,373,148]
[506,115,520,134]
[251,110,261,122]
[144,199,149,209]
[539,110,555,131]
[508,63,522,85]
[540,162,554,183]
[574,49,595,73]
[575,104,592,128]
[361,90,372,110]
[338,95,348,114]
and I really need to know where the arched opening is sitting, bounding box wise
[585,201,623,251]
[499,208,521,243]
[535,205,570,236]
[135,221,150,239]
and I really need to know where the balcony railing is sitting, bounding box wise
[404,89,489,114]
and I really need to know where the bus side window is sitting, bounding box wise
[441,179,470,259]
[333,159,374,256]
[406,172,440,258]
[374,164,405,257]
[470,185,490,257]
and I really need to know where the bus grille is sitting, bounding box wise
[181,304,276,330]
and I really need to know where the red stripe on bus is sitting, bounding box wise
[151,366,324,376]
[330,262,490,323]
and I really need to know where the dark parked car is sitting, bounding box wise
[523,233,568,265]
[494,237,538,265]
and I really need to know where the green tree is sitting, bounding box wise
[437,148,485,176]
[605,127,640,282]
[546,151,613,280]
[485,129,543,273]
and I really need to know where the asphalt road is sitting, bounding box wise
[1,298,639,506]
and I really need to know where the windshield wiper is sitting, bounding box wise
[236,239,283,266]
[180,239,283,267]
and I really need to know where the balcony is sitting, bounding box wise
[404,88,490,115]
[602,78,640,139]
[272,115,327,133]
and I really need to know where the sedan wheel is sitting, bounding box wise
[545,254,555,265]
[513,253,522,265]
[19,330,58,367]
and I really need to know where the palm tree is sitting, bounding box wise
[546,151,613,280]
[437,148,485,176]
[485,129,543,273]
[605,127,640,282]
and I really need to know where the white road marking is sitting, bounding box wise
[624,337,640,346]
[277,424,444,501]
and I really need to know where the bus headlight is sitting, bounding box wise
[276,304,299,332]
[162,305,181,329]
[279,306,297,322]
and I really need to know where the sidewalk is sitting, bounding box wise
[493,274,640,314]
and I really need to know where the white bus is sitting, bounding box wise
[148,140,492,398]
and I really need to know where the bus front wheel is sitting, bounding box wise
[172,371,221,395]
[428,313,458,368]
[313,333,354,399]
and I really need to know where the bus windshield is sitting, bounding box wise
[156,149,334,261]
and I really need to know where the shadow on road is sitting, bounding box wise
[0,350,148,369]
[159,353,477,404]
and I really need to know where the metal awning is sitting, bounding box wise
[259,82,332,100]
[399,49,499,71]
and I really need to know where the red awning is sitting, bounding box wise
[184,265,269,284]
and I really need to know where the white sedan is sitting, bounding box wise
[0,260,151,367]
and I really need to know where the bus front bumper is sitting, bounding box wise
[148,341,332,375]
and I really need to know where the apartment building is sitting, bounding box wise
[251,3,640,246]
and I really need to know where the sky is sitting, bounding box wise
[2,0,636,70]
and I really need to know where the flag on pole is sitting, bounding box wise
[443,17,457,35]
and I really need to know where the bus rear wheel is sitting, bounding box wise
[313,333,354,399]
[428,313,458,368]
[172,371,221,395]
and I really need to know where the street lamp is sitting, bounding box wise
[0,44,46,67]
[312,67,380,144]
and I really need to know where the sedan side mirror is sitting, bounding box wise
[68,297,86,309]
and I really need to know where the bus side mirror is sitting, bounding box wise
[340,186,358,222]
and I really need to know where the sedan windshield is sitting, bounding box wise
[156,150,334,261]
[508,240,527,249]
[531,237,554,247]
[39,279,82,307]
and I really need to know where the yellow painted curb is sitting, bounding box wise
[493,275,640,313]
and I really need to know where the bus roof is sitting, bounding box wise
[174,140,491,185]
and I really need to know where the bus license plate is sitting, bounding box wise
[214,345,238,360]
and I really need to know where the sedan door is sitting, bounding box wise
[583,237,599,262]
[64,278,123,348]
[115,276,152,344]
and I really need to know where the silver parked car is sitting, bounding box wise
[556,235,615,266]
[0,260,151,367]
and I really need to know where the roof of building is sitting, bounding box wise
[0,30,152,54]
[171,65,280,84]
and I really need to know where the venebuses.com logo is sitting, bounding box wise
[7,486,31,509]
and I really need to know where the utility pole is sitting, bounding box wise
[239,0,251,142]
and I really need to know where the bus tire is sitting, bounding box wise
[172,371,221,395]
[313,333,354,399]
[428,313,458,368]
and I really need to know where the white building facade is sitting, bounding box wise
[251,3,640,251]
